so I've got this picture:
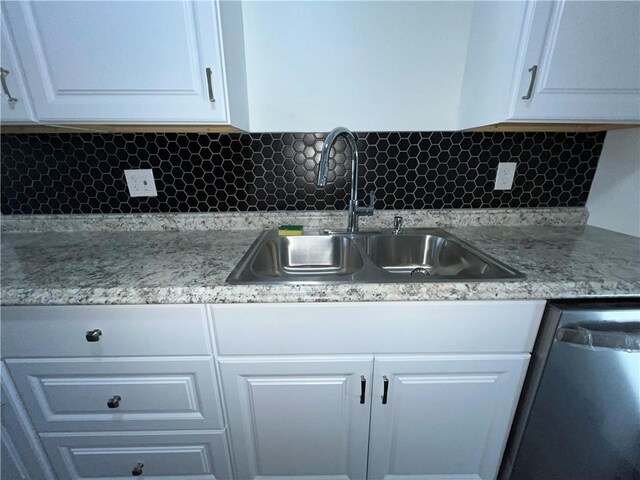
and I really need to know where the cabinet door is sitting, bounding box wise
[368,354,529,480]
[3,0,228,123]
[511,0,640,122]
[0,11,35,123]
[219,356,374,480]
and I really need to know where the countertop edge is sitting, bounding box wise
[3,280,639,306]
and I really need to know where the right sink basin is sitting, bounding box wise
[365,233,518,278]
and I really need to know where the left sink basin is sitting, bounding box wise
[229,231,364,282]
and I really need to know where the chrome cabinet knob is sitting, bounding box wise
[132,462,144,476]
[85,329,102,342]
[107,395,121,409]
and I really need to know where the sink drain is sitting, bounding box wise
[410,267,431,276]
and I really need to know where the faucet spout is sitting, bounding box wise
[316,127,375,233]
[316,127,357,188]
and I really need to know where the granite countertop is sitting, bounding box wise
[2,220,639,305]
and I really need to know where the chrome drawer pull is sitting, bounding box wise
[360,375,366,404]
[382,375,389,404]
[85,329,102,342]
[107,394,121,409]
[132,462,144,476]
[522,64,538,100]
[0,68,18,106]
[205,67,215,102]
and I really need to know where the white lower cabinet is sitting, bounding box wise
[220,354,528,480]
[2,300,544,480]
[367,355,529,480]
[1,304,233,480]
[219,357,374,480]
[212,300,544,480]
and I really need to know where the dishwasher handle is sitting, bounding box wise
[556,323,640,352]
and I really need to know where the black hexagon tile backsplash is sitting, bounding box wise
[0,131,605,214]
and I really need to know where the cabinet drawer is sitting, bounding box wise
[212,300,545,355]
[1,305,212,358]
[6,357,224,431]
[41,430,232,479]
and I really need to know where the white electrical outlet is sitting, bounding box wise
[124,169,157,197]
[494,162,517,190]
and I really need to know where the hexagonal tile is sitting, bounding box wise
[0,130,605,214]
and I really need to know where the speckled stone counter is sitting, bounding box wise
[0,207,588,233]
[2,221,638,305]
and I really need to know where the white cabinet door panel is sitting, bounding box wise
[1,363,55,479]
[219,356,373,480]
[3,0,228,123]
[368,354,529,480]
[511,0,640,122]
[0,10,35,123]
[6,357,224,432]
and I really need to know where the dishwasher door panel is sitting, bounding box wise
[508,301,640,480]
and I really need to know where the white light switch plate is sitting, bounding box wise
[124,169,157,197]
[494,162,517,190]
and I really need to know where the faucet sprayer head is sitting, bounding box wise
[316,154,330,187]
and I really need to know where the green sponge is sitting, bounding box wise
[278,224,304,236]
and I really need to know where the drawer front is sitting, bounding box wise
[212,300,546,355]
[6,357,224,431]
[41,430,232,479]
[1,305,212,358]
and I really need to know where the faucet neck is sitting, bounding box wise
[317,127,367,233]
[316,127,358,188]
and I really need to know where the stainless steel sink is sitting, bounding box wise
[227,228,524,284]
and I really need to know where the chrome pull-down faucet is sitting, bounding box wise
[316,127,375,233]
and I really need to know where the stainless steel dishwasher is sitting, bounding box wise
[500,299,640,480]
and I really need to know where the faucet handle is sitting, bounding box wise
[367,191,375,209]
[361,191,376,215]
[354,191,375,217]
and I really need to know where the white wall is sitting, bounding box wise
[241,1,473,132]
[587,128,640,237]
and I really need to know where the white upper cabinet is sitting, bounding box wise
[4,0,635,130]
[512,0,640,122]
[460,0,640,128]
[2,0,248,127]
[0,12,35,123]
